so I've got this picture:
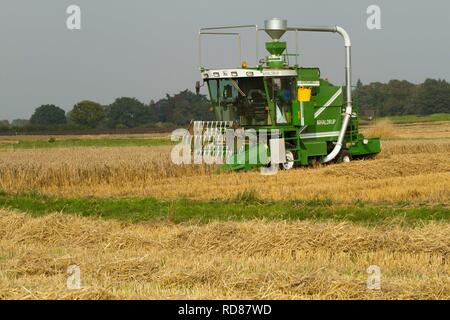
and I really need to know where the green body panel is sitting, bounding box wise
[300,101,315,126]
[292,100,300,125]
[221,143,269,171]
[265,42,287,55]
[349,137,381,156]
[303,141,327,156]
[298,68,320,83]
[266,42,287,68]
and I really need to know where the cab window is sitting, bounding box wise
[267,77,295,124]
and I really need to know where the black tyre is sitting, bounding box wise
[336,149,352,163]
[280,143,296,170]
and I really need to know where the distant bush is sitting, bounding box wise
[68,101,105,128]
[354,79,450,117]
[30,104,66,125]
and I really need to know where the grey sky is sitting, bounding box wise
[0,0,449,120]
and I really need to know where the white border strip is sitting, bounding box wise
[202,68,297,79]
[300,131,340,139]
[300,102,304,126]
[298,80,320,87]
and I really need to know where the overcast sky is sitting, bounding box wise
[0,0,449,120]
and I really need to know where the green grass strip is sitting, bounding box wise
[380,113,450,124]
[0,137,173,149]
[0,193,448,225]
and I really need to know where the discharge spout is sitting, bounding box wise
[286,25,352,163]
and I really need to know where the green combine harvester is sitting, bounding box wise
[193,18,381,171]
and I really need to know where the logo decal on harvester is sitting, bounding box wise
[317,119,337,126]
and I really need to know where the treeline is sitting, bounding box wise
[1,79,449,133]
[0,90,213,133]
[354,78,450,117]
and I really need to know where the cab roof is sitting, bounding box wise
[202,68,297,80]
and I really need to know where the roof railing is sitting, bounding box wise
[198,25,259,70]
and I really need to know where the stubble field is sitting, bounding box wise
[0,121,448,299]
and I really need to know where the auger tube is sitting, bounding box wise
[287,25,352,163]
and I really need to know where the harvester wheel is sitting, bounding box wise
[309,157,321,168]
[336,149,351,163]
[281,150,295,170]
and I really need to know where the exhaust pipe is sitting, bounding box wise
[286,25,352,163]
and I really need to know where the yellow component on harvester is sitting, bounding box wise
[298,87,312,102]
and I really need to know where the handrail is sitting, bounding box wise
[199,32,242,69]
[198,25,259,70]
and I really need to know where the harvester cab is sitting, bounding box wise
[193,18,381,170]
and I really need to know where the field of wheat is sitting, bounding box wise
[0,210,448,299]
[0,121,449,299]
[0,123,449,204]
[0,145,448,204]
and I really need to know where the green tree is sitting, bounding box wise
[0,120,9,131]
[354,80,424,116]
[414,79,450,115]
[30,104,67,125]
[11,119,30,127]
[153,90,213,125]
[356,79,363,90]
[355,82,387,116]
[382,80,416,116]
[69,100,106,128]
[105,97,155,128]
